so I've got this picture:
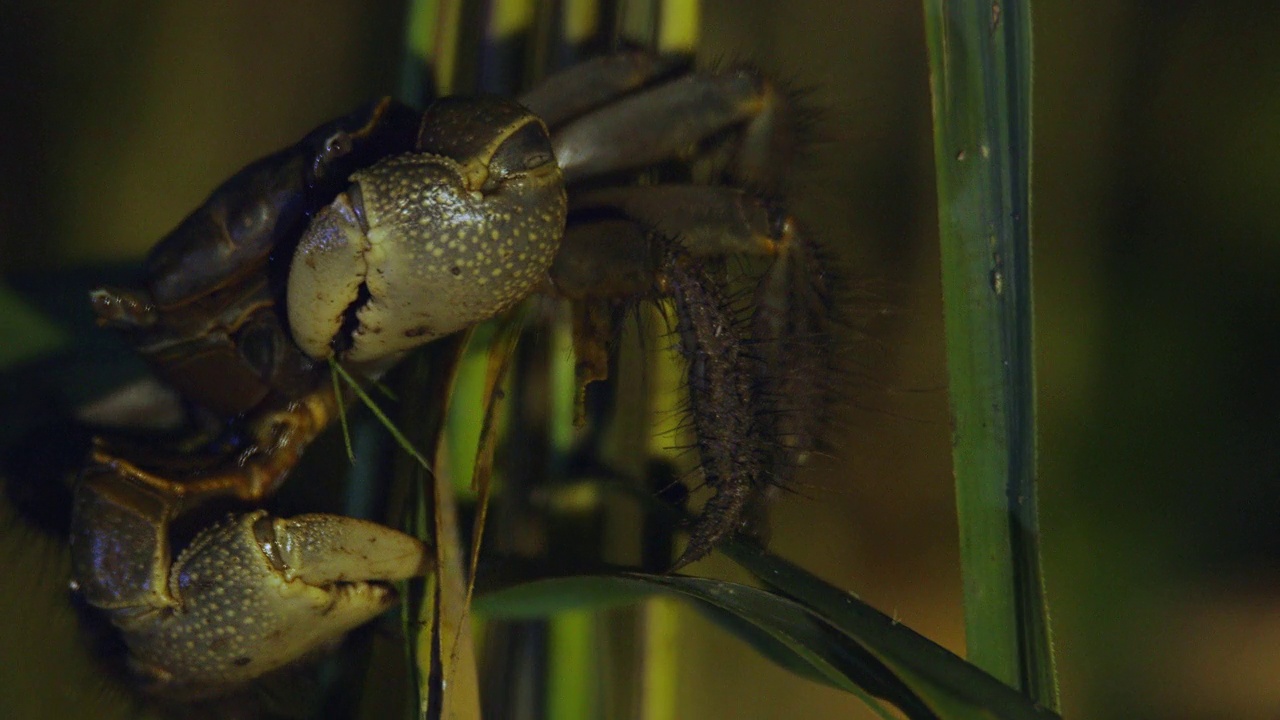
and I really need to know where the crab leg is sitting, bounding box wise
[546,65,796,190]
[749,218,836,477]
[547,183,833,567]
[87,384,341,508]
[549,185,785,298]
[519,51,688,125]
[661,248,769,568]
[574,185,784,255]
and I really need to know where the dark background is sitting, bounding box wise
[2,2,1279,718]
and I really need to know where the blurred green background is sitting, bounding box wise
[2,1,1279,718]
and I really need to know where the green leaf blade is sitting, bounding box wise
[922,0,1057,709]
[476,560,1062,720]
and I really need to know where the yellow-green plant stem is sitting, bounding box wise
[922,0,1058,709]
[547,609,599,719]
[401,0,462,100]
[638,598,681,720]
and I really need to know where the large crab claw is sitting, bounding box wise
[287,96,567,367]
[70,470,430,695]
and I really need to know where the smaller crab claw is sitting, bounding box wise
[116,511,431,695]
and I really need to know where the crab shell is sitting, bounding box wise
[287,98,567,366]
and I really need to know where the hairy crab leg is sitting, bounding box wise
[547,181,833,567]
[749,218,836,481]
[659,247,770,568]
[569,185,837,478]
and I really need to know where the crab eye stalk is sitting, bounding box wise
[286,98,566,367]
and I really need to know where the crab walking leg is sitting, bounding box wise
[71,467,181,615]
[557,186,833,459]
[550,185,788,298]
[547,186,834,564]
[518,51,688,126]
[662,249,771,569]
[547,66,796,189]
[86,384,341,508]
[572,185,785,256]
[552,227,773,567]
[750,219,836,478]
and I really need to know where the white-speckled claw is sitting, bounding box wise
[286,100,566,366]
[117,511,429,695]
[342,154,564,363]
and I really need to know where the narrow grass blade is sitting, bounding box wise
[397,339,485,720]
[721,543,1059,720]
[479,568,1062,720]
[331,361,432,474]
[329,359,356,463]
[921,0,1057,707]
[477,573,899,719]
[401,0,463,101]
[577,480,1064,719]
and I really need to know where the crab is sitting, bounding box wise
[71,51,832,696]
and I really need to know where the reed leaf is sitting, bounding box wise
[921,0,1058,709]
